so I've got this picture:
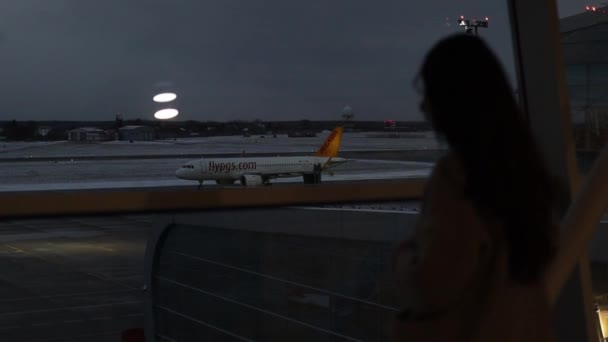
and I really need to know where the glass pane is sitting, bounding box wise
[560,5,608,171]
[155,205,419,341]
[0,202,418,341]
[0,0,516,192]
[0,214,160,341]
[558,3,608,339]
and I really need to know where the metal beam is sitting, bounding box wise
[0,179,426,219]
[508,0,595,340]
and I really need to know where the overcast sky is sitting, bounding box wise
[0,0,586,121]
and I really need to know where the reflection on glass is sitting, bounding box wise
[154,108,180,120]
[559,3,608,337]
[598,301,608,340]
[561,6,608,172]
[153,92,178,103]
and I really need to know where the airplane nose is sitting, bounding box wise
[176,168,185,179]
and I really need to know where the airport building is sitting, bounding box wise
[561,10,608,151]
[67,127,111,142]
[561,8,608,337]
[118,125,156,141]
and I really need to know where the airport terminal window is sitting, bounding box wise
[0,0,516,194]
[0,1,522,341]
[557,2,608,338]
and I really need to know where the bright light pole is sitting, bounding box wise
[458,16,489,35]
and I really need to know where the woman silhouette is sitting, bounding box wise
[392,34,558,341]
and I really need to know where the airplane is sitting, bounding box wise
[175,127,349,187]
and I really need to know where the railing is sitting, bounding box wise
[144,209,417,341]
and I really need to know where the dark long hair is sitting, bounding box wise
[420,34,557,283]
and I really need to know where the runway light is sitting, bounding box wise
[154,108,179,120]
[153,92,177,103]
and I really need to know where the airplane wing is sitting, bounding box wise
[241,158,349,180]
[324,158,351,168]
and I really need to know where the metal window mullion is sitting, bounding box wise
[508,0,594,341]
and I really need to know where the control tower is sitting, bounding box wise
[341,105,355,131]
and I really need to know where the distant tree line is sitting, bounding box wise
[0,119,432,141]
[1,120,38,140]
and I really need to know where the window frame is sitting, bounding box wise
[0,178,427,219]
[1,0,600,339]
[0,1,579,229]
[509,0,596,340]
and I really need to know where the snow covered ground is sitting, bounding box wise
[0,133,437,191]
[0,132,441,158]
[0,158,432,191]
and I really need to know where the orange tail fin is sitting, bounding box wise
[314,127,343,157]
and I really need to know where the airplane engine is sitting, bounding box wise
[240,174,264,187]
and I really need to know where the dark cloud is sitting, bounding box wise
[0,0,578,121]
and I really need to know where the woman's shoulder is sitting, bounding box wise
[422,153,482,228]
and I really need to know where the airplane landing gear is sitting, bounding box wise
[303,164,323,184]
[197,181,203,190]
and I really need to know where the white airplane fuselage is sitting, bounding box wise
[177,126,346,186]
[176,156,347,185]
